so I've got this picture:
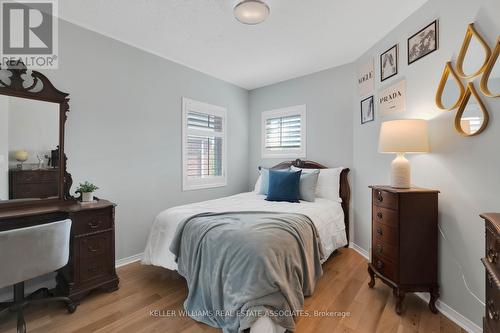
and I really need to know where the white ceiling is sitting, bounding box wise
[59,0,429,90]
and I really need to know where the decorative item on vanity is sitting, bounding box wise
[380,44,398,82]
[481,213,500,333]
[435,23,498,137]
[233,0,270,25]
[368,186,439,315]
[14,150,28,169]
[360,95,375,124]
[378,119,429,189]
[408,20,438,65]
[76,181,99,202]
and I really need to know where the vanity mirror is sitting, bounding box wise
[0,61,72,205]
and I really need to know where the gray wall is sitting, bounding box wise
[248,63,355,185]
[352,0,500,326]
[48,20,250,260]
[0,95,7,200]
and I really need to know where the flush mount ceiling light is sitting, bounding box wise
[234,0,270,25]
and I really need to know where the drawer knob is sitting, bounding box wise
[377,212,383,220]
[88,220,102,229]
[487,248,498,263]
[376,260,384,270]
[376,227,383,236]
[88,245,99,253]
[376,244,383,254]
[488,300,499,321]
[488,275,494,288]
[377,191,384,202]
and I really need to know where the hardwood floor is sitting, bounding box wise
[0,248,466,333]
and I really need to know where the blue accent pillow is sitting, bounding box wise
[298,170,320,202]
[266,170,302,203]
[259,167,290,195]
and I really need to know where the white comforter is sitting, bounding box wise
[142,191,347,270]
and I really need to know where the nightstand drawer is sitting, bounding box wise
[372,254,398,282]
[373,205,398,228]
[372,189,398,210]
[486,223,500,275]
[485,271,500,333]
[373,239,398,262]
[373,220,398,246]
[72,209,113,236]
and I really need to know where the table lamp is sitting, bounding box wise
[378,119,429,188]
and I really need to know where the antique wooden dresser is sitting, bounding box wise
[9,169,60,200]
[368,185,440,315]
[481,213,500,333]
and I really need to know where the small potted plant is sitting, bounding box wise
[76,181,99,202]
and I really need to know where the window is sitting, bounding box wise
[261,105,306,159]
[182,98,226,191]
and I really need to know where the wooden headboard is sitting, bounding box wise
[271,159,351,247]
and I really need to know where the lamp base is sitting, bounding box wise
[391,153,411,189]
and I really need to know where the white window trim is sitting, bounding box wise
[182,97,227,191]
[261,104,307,159]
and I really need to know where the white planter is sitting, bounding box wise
[82,192,94,202]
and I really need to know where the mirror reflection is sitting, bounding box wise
[481,38,500,97]
[459,97,484,135]
[441,77,462,109]
[0,96,60,201]
[461,33,487,76]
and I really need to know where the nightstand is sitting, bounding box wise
[367,185,440,315]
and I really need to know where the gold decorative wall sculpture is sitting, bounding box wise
[435,23,498,137]
[480,37,500,98]
[435,62,465,111]
[454,83,489,136]
[456,23,492,79]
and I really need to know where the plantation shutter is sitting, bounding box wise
[265,114,302,151]
[182,98,226,191]
[186,112,223,178]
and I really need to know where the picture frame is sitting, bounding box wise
[380,44,398,81]
[408,20,439,65]
[360,95,375,124]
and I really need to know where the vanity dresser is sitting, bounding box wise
[367,185,439,315]
[0,62,118,305]
[481,213,500,333]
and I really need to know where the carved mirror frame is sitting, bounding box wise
[0,62,73,208]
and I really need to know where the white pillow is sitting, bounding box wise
[253,174,262,192]
[291,166,344,202]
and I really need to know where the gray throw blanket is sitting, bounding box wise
[169,211,324,333]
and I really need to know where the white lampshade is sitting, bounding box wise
[234,0,270,25]
[379,119,429,153]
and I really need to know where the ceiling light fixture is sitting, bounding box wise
[234,0,270,25]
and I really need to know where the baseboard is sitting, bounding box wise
[416,293,481,333]
[348,243,481,333]
[0,253,144,302]
[349,242,369,259]
[115,252,143,268]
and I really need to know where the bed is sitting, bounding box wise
[142,160,350,333]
